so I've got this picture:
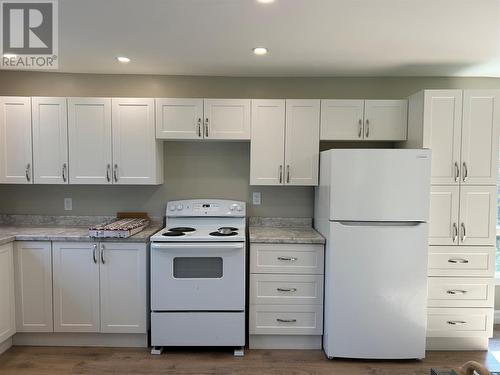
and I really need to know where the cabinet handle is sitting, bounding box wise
[62,163,67,182]
[365,119,370,138]
[277,287,297,292]
[452,222,458,243]
[276,318,297,323]
[101,244,105,264]
[106,164,111,182]
[277,256,298,261]
[448,258,469,264]
[205,117,209,137]
[462,162,468,182]
[25,163,31,182]
[197,118,202,137]
[454,162,460,183]
[446,289,467,295]
[461,222,466,242]
[286,165,290,184]
[447,320,466,326]
[279,165,283,184]
[358,119,362,138]
[113,164,119,182]
[92,244,98,264]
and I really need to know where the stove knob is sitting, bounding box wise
[169,205,176,211]
[236,205,243,212]
[230,204,237,211]
[177,204,183,211]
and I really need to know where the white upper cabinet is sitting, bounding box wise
[203,99,251,140]
[99,243,147,334]
[460,90,500,185]
[156,98,203,140]
[320,100,364,140]
[68,98,112,184]
[250,99,320,186]
[459,186,497,246]
[423,90,463,185]
[363,100,408,141]
[0,243,15,343]
[284,100,320,185]
[14,241,53,332]
[0,97,33,184]
[112,98,163,185]
[250,100,286,185]
[32,97,69,184]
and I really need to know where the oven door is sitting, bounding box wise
[151,242,245,311]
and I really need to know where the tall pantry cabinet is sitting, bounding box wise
[407,89,500,350]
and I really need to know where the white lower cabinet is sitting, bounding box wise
[0,243,15,343]
[14,242,53,332]
[249,243,324,349]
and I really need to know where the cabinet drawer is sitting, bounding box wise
[428,278,494,308]
[428,246,495,277]
[427,308,493,338]
[249,304,323,335]
[250,274,323,305]
[250,244,324,274]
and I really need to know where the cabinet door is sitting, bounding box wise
[14,241,53,332]
[320,100,364,140]
[112,98,163,185]
[100,243,147,333]
[53,242,100,332]
[364,100,408,141]
[460,90,500,185]
[459,186,497,246]
[155,98,203,140]
[284,99,320,185]
[423,90,463,185]
[68,98,112,184]
[250,100,285,185]
[0,97,33,184]
[32,97,69,184]
[429,186,460,246]
[203,99,251,140]
[0,243,15,343]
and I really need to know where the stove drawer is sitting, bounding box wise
[428,278,494,308]
[151,312,245,346]
[250,244,324,275]
[250,274,323,305]
[249,304,323,335]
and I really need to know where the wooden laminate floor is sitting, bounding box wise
[2,332,500,375]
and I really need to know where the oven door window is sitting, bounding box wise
[173,257,223,278]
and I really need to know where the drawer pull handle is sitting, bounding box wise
[276,318,297,323]
[447,320,467,326]
[446,289,467,295]
[277,287,297,292]
[448,258,469,264]
[277,256,298,261]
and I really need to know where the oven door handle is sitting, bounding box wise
[152,243,244,250]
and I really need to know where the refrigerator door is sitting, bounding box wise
[323,221,428,359]
[327,149,431,221]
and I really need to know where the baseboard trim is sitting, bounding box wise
[426,337,489,351]
[494,310,500,324]
[13,333,148,348]
[249,335,322,350]
[0,337,12,355]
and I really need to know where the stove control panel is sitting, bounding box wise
[166,199,246,217]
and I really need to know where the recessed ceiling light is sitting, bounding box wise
[257,0,275,3]
[116,56,130,63]
[3,53,17,58]
[252,47,268,56]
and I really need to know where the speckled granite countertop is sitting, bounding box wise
[0,215,162,245]
[249,217,325,244]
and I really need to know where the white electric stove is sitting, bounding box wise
[150,199,246,356]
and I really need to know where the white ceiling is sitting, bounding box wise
[55,0,500,76]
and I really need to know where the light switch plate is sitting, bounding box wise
[64,198,72,211]
[252,192,262,205]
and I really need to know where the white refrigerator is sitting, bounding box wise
[314,149,431,359]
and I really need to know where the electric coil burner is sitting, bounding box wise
[150,199,246,357]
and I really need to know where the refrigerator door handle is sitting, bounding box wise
[337,221,424,227]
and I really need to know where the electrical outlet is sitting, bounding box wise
[64,198,72,211]
[252,192,262,205]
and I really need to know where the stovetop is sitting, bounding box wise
[151,225,246,242]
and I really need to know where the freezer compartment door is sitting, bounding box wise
[324,221,428,359]
[327,149,431,221]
